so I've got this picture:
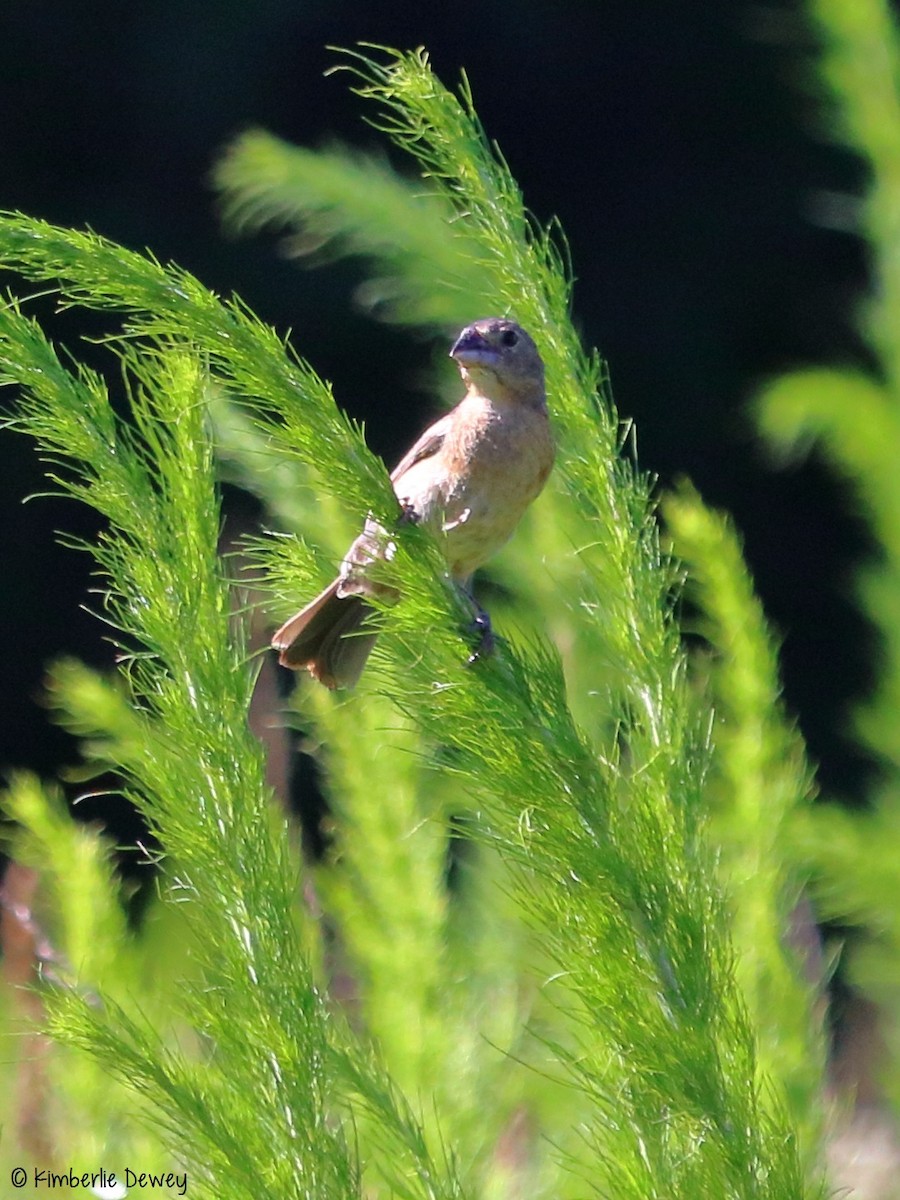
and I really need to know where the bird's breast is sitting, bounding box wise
[401,395,554,579]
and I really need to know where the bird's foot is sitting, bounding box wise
[397,500,419,526]
[466,605,495,667]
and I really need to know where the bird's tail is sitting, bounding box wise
[272,580,377,689]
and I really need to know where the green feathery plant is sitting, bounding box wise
[217,44,829,1165]
[0,773,180,1189]
[0,45,826,1198]
[753,0,900,1123]
[663,487,824,1166]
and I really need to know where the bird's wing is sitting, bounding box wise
[390,411,452,484]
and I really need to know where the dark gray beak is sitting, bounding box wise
[450,326,493,363]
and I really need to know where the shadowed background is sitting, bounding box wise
[0,0,874,825]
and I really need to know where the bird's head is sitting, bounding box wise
[449,318,545,406]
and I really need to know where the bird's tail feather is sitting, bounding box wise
[272,581,377,689]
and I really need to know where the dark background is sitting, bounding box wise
[0,0,877,832]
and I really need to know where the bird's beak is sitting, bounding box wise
[449,326,498,368]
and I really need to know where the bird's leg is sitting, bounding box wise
[467,606,494,665]
[457,582,495,665]
[397,499,419,526]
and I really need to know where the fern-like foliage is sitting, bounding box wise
[753,0,900,1127]
[664,486,825,1169]
[0,44,825,1200]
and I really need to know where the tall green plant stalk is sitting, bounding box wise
[664,487,825,1166]
[754,0,900,1125]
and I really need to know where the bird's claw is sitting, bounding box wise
[466,607,495,667]
[397,500,419,526]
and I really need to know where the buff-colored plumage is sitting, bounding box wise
[272,318,554,688]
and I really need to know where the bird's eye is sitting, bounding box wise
[500,329,519,348]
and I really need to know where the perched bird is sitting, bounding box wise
[273,317,554,687]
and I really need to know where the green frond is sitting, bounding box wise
[213,130,490,326]
[664,484,826,1167]
[754,0,900,1144]
[808,0,900,379]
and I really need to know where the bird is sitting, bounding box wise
[272,317,554,688]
